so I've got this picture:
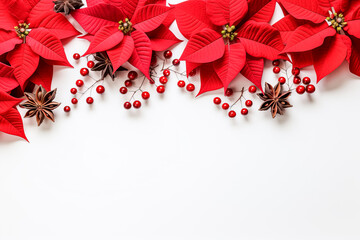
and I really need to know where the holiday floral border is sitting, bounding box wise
[0,0,359,141]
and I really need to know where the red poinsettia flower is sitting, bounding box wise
[0,89,27,141]
[72,0,181,79]
[173,0,284,95]
[275,0,360,81]
[0,0,80,90]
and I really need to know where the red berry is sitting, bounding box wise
[164,50,172,59]
[293,76,301,84]
[151,54,157,66]
[73,53,80,60]
[306,84,316,93]
[133,100,141,109]
[142,91,150,100]
[241,108,249,115]
[296,85,306,94]
[249,85,257,93]
[70,88,77,94]
[228,110,236,118]
[172,59,180,66]
[159,76,168,84]
[157,85,165,94]
[273,66,281,74]
[124,102,132,109]
[303,77,311,85]
[128,71,138,80]
[245,100,253,107]
[96,85,105,94]
[292,67,300,76]
[213,97,222,105]
[278,77,286,85]
[76,80,84,87]
[71,98,78,104]
[272,60,280,66]
[64,106,71,112]
[177,80,186,88]
[163,69,170,77]
[186,83,195,92]
[189,69,196,77]
[86,97,94,104]
[124,80,132,87]
[120,87,128,94]
[225,88,233,97]
[87,61,94,68]
[80,68,89,76]
[222,103,230,110]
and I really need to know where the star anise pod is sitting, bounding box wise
[53,0,84,15]
[258,82,293,118]
[19,85,61,126]
[92,52,127,81]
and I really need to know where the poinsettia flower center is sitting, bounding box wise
[221,25,238,42]
[326,8,347,33]
[118,18,133,35]
[14,22,30,39]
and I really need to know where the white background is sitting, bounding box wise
[1,1,360,239]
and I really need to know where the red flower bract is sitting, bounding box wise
[0,0,79,91]
[275,0,360,82]
[173,0,284,95]
[72,0,181,79]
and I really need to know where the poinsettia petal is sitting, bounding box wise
[103,0,138,19]
[28,59,53,91]
[197,64,223,96]
[0,107,28,141]
[282,22,335,53]
[206,0,248,26]
[6,44,39,89]
[349,36,360,77]
[313,34,347,82]
[0,63,18,92]
[107,35,134,74]
[186,62,201,77]
[237,21,283,60]
[240,55,264,92]
[0,90,22,114]
[29,12,80,40]
[180,28,224,63]
[27,0,54,21]
[128,30,152,79]
[245,0,276,23]
[86,0,105,7]
[0,29,22,56]
[133,5,169,32]
[279,0,328,23]
[72,4,124,35]
[273,15,306,44]
[147,24,181,51]
[214,43,246,91]
[291,51,313,68]
[78,34,94,42]
[0,0,19,31]
[27,28,71,66]
[346,20,360,39]
[83,26,124,56]
[3,0,31,24]
[173,0,216,39]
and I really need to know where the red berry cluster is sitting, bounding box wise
[273,60,316,95]
[212,87,254,118]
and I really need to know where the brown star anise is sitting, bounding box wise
[258,82,293,118]
[92,52,127,81]
[19,85,61,126]
[53,0,84,15]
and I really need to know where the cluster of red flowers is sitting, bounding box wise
[1,0,360,141]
